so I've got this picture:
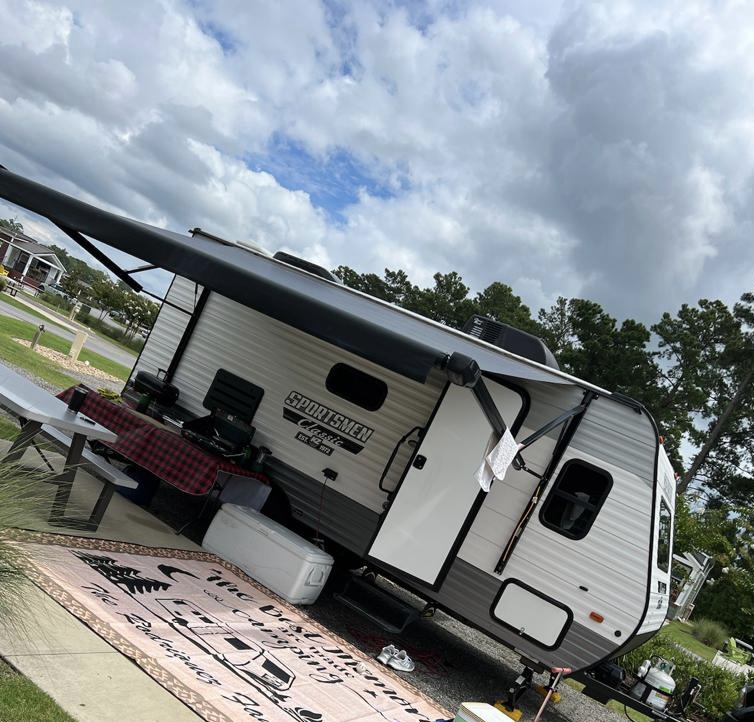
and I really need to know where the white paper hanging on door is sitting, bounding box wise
[474,427,521,492]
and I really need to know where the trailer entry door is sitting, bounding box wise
[367,380,524,588]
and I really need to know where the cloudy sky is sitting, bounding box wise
[0,0,752,323]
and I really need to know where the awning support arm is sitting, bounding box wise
[54,224,187,313]
[54,222,142,293]
[514,402,590,457]
[440,352,508,438]
[493,390,598,574]
[127,263,158,274]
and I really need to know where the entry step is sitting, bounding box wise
[333,573,420,634]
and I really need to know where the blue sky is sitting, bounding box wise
[246,134,403,223]
[0,0,752,322]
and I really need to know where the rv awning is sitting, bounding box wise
[0,166,576,387]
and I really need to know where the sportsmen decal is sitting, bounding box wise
[283,391,375,455]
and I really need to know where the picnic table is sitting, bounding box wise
[3,277,19,296]
[0,362,135,531]
[57,386,265,496]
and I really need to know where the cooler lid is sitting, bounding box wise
[458,703,511,722]
[222,504,334,564]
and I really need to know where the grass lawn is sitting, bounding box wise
[0,415,19,440]
[0,326,77,389]
[12,293,138,358]
[564,679,654,721]
[663,620,717,661]
[0,293,64,328]
[0,660,77,722]
[606,700,653,722]
[0,315,131,382]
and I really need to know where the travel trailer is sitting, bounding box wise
[0,167,675,687]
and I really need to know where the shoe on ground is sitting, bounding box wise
[387,650,415,672]
[376,644,399,664]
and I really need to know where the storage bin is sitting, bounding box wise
[202,503,334,604]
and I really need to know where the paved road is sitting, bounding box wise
[0,298,138,370]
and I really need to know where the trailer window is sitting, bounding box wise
[540,460,612,540]
[657,499,672,573]
[326,363,388,411]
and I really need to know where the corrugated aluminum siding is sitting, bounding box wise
[158,287,446,514]
[497,396,657,647]
[132,276,200,382]
[428,559,617,671]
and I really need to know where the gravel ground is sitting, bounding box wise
[13,338,123,388]
[298,577,628,722]
[0,353,124,395]
[145,487,628,722]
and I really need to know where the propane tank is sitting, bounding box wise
[629,657,676,712]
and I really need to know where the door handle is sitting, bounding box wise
[413,455,427,470]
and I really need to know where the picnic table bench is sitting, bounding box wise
[37,424,137,531]
[3,277,19,296]
[0,362,135,531]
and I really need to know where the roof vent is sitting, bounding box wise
[189,228,272,257]
[272,251,342,283]
[462,315,559,370]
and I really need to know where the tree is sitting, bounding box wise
[121,294,158,338]
[60,270,85,299]
[0,218,23,234]
[672,295,754,499]
[475,282,537,334]
[409,271,479,328]
[673,494,754,637]
[89,279,127,320]
[334,266,420,307]
[537,297,572,356]
[536,297,658,398]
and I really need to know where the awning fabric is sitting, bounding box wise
[0,166,575,387]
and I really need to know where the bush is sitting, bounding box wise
[0,463,65,627]
[74,314,144,352]
[694,569,754,639]
[37,291,74,312]
[691,618,730,649]
[619,631,751,720]
[0,277,6,292]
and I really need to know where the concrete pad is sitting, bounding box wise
[5,651,202,722]
[0,437,200,551]
[0,583,112,656]
[0,437,207,720]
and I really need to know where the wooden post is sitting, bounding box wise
[68,330,88,362]
[30,324,44,350]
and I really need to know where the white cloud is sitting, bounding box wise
[0,0,752,326]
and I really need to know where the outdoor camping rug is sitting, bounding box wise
[16,533,449,722]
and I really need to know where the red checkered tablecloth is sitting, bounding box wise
[57,387,263,495]
[58,386,145,436]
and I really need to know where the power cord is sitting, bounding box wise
[313,468,337,549]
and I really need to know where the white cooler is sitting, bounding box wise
[202,504,334,605]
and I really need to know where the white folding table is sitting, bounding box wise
[0,362,120,531]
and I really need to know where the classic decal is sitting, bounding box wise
[283,392,375,455]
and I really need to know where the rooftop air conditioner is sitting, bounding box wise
[462,315,559,370]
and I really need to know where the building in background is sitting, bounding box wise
[669,550,714,622]
[0,227,66,291]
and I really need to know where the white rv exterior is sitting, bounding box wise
[132,274,674,673]
[0,165,675,677]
